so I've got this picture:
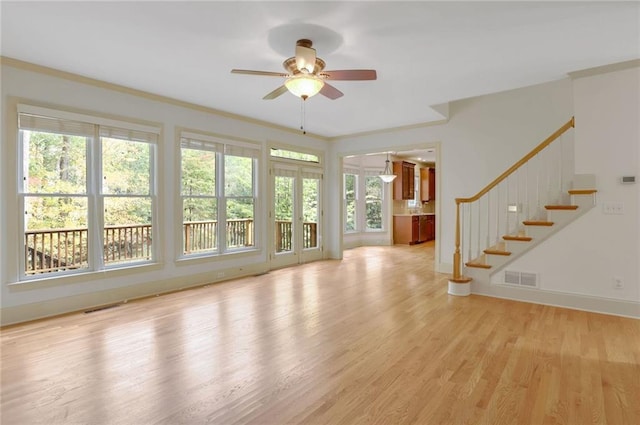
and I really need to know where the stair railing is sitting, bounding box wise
[452,117,575,281]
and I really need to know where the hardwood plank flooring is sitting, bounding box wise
[1,242,639,424]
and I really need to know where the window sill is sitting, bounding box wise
[7,262,164,291]
[175,248,262,266]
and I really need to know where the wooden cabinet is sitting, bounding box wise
[420,167,436,202]
[419,215,428,242]
[393,215,419,244]
[393,214,436,244]
[393,161,415,200]
[425,215,436,241]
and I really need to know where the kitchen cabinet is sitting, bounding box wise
[425,215,436,241]
[418,215,428,242]
[393,214,436,244]
[393,161,415,200]
[393,215,419,244]
[420,167,436,202]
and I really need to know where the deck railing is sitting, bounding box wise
[275,220,318,252]
[25,219,318,274]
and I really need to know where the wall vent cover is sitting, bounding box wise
[503,270,539,288]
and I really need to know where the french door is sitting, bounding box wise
[271,163,322,268]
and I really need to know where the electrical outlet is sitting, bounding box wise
[217,272,225,278]
[612,277,624,289]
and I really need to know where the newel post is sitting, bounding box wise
[448,198,472,296]
[453,200,462,280]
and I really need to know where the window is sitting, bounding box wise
[407,171,420,208]
[18,105,158,279]
[270,148,319,163]
[365,175,383,230]
[343,166,387,234]
[180,132,259,257]
[181,137,219,254]
[344,173,358,232]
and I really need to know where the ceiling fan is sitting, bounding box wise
[231,39,377,101]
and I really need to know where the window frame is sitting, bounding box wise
[178,130,261,259]
[343,171,359,233]
[363,173,384,232]
[16,104,160,281]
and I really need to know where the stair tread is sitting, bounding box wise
[465,261,492,269]
[483,249,512,256]
[503,235,533,242]
[545,205,579,210]
[568,189,597,195]
[523,220,554,226]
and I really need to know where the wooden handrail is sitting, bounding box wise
[450,117,575,285]
[456,117,574,205]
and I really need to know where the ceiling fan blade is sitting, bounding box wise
[295,45,317,73]
[321,70,377,81]
[231,69,288,77]
[263,85,289,100]
[319,83,344,100]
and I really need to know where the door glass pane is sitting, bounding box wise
[274,176,294,253]
[24,196,89,275]
[103,196,152,265]
[303,178,319,249]
[183,198,217,254]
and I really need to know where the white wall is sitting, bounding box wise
[0,62,330,324]
[494,67,639,304]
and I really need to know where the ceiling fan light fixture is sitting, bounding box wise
[285,74,324,99]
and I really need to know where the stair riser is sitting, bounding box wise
[465,266,490,281]
[485,254,512,268]
[571,194,596,209]
[546,209,577,226]
[525,225,554,240]
[503,240,531,256]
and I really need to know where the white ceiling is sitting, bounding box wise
[1,2,638,138]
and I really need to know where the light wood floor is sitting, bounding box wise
[1,242,639,424]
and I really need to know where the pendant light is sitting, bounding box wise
[379,153,397,183]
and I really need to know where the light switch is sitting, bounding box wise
[602,202,624,215]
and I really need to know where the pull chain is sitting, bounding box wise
[300,95,308,134]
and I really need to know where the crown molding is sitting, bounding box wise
[1,56,328,141]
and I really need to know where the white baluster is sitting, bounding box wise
[496,182,500,244]
[486,192,491,249]
[467,203,472,262]
[558,134,564,204]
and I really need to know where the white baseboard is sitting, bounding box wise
[1,263,268,326]
[472,281,640,319]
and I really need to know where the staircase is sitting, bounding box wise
[448,117,597,296]
[464,186,596,277]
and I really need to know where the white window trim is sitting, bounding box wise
[178,130,262,260]
[16,105,160,282]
